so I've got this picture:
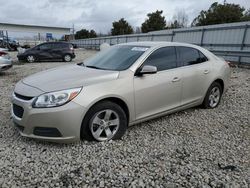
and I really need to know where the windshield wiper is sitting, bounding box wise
[85,65,102,70]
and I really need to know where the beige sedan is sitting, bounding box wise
[11,42,230,143]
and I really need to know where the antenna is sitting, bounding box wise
[72,23,75,40]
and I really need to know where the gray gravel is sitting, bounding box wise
[0,50,249,187]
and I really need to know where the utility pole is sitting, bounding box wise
[72,23,75,40]
[224,0,227,5]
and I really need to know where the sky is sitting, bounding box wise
[0,0,249,36]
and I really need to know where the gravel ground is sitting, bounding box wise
[0,50,249,187]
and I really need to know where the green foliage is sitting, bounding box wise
[141,10,166,33]
[192,2,248,26]
[111,18,134,36]
[75,29,97,39]
[169,20,183,29]
[242,9,250,21]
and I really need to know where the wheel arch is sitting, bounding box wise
[85,97,130,122]
[213,78,224,93]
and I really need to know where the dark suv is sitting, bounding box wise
[17,42,75,63]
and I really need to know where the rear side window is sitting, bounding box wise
[199,51,208,63]
[53,43,69,49]
[178,47,207,66]
[143,47,177,71]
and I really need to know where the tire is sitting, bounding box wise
[81,101,127,141]
[202,82,222,109]
[63,54,72,62]
[26,55,36,63]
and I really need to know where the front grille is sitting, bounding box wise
[14,93,34,101]
[13,104,24,118]
[33,127,62,137]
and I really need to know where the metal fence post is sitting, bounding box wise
[200,28,205,46]
[239,24,248,64]
[171,31,175,42]
[151,34,154,41]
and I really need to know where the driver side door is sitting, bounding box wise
[37,43,53,60]
[133,47,182,120]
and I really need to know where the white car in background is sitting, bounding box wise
[0,48,12,72]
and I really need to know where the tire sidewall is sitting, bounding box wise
[81,101,127,141]
[203,82,222,109]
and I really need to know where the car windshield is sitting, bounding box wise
[83,45,149,71]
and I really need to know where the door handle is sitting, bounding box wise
[172,77,180,82]
[204,70,210,74]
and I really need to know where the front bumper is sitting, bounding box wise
[11,92,86,143]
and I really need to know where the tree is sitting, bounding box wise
[173,10,188,28]
[135,27,141,34]
[89,30,97,38]
[141,10,166,33]
[75,29,97,39]
[192,2,246,26]
[111,18,134,36]
[169,20,182,29]
[242,9,250,21]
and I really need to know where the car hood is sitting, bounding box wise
[22,64,119,92]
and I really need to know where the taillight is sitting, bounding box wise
[0,51,7,56]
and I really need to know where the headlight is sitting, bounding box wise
[33,88,82,108]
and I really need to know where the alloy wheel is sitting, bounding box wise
[27,55,35,63]
[208,86,221,108]
[64,55,72,62]
[90,109,120,141]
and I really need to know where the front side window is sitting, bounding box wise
[143,47,177,71]
[84,45,149,71]
[178,47,207,66]
[39,44,52,50]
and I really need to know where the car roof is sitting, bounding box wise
[40,41,69,45]
[119,41,201,49]
[119,41,219,61]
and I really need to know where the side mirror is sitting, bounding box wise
[136,65,157,76]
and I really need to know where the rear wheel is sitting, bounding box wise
[26,55,36,63]
[81,101,127,141]
[63,54,72,62]
[202,82,222,109]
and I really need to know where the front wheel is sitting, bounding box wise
[81,101,127,141]
[26,55,36,63]
[202,82,222,109]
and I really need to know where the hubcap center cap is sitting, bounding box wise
[100,120,109,128]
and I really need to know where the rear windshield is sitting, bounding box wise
[83,45,149,71]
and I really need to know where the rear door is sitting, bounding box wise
[176,46,211,105]
[50,43,64,59]
[133,47,182,120]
